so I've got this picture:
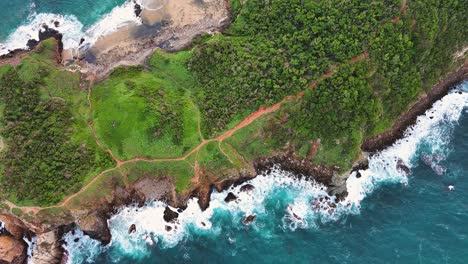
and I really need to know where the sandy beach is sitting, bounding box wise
[71,0,229,79]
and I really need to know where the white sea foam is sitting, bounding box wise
[346,83,468,206]
[63,229,103,264]
[0,0,142,56]
[64,82,468,263]
[24,235,36,263]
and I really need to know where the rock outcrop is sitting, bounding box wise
[30,230,64,264]
[0,214,29,264]
[362,63,468,152]
[76,212,111,245]
[0,236,26,264]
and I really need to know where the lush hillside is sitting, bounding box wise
[0,40,114,206]
[0,0,466,209]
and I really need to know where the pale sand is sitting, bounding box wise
[74,0,229,79]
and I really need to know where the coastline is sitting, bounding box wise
[0,2,467,263]
[362,62,468,152]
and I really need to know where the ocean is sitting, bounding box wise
[0,0,138,55]
[61,82,468,263]
[2,1,468,263]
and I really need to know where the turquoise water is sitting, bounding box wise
[0,0,138,54]
[63,83,468,263]
[0,0,125,41]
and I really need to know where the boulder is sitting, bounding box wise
[396,159,411,175]
[224,192,237,203]
[163,207,179,223]
[30,231,64,264]
[0,235,27,264]
[242,214,256,225]
[0,215,27,240]
[133,1,142,17]
[240,184,255,193]
[76,212,111,245]
[128,224,136,234]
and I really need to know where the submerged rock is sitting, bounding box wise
[163,206,179,223]
[396,159,411,175]
[128,224,136,234]
[224,192,237,203]
[242,214,256,225]
[240,184,255,193]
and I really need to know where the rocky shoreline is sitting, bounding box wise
[1,60,466,264]
[0,3,467,262]
[362,62,468,152]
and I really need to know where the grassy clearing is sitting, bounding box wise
[121,161,193,192]
[92,50,202,160]
[0,39,114,205]
[66,169,124,209]
[224,112,284,162]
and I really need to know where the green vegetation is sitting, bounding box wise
[190,0,400,136]
[66,169,124,209]
[0,40,114,206]
[287,63,378,169]
[92,51,202,160]
[0,0,466,209]
[121,161,193,192]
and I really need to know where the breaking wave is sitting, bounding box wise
[63,82,468,263]
[0,0,142,56]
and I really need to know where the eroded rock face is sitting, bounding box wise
[0,214,33,263]
[224,192,237,203]
[76,212,111,245]
[0,215,27,240]
[30,230,64,264]
[163,207,179,223]
[0,235,26,264]
[239,184,255,193]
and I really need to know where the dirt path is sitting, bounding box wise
[400,0,407,14]
[5,53,368,214]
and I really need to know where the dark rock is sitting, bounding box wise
[355,171,362,178]
[254,153,335,186]
[165,225,172,232]
[27,39,39,49]
[396,159,411,175]
[54,21,60,27]
[73,238,79,243]
[242,214,256,225]
[133,1,142,17]
[335,190,348,202]
[224,192,237,203]
[39,25,60,41]
[128,224,136,234]
[239,184,255,193]
[79,38,85,46]
[163,207,179,223]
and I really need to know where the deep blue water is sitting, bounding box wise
[62,83,468,264]
[3,2,466,263]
